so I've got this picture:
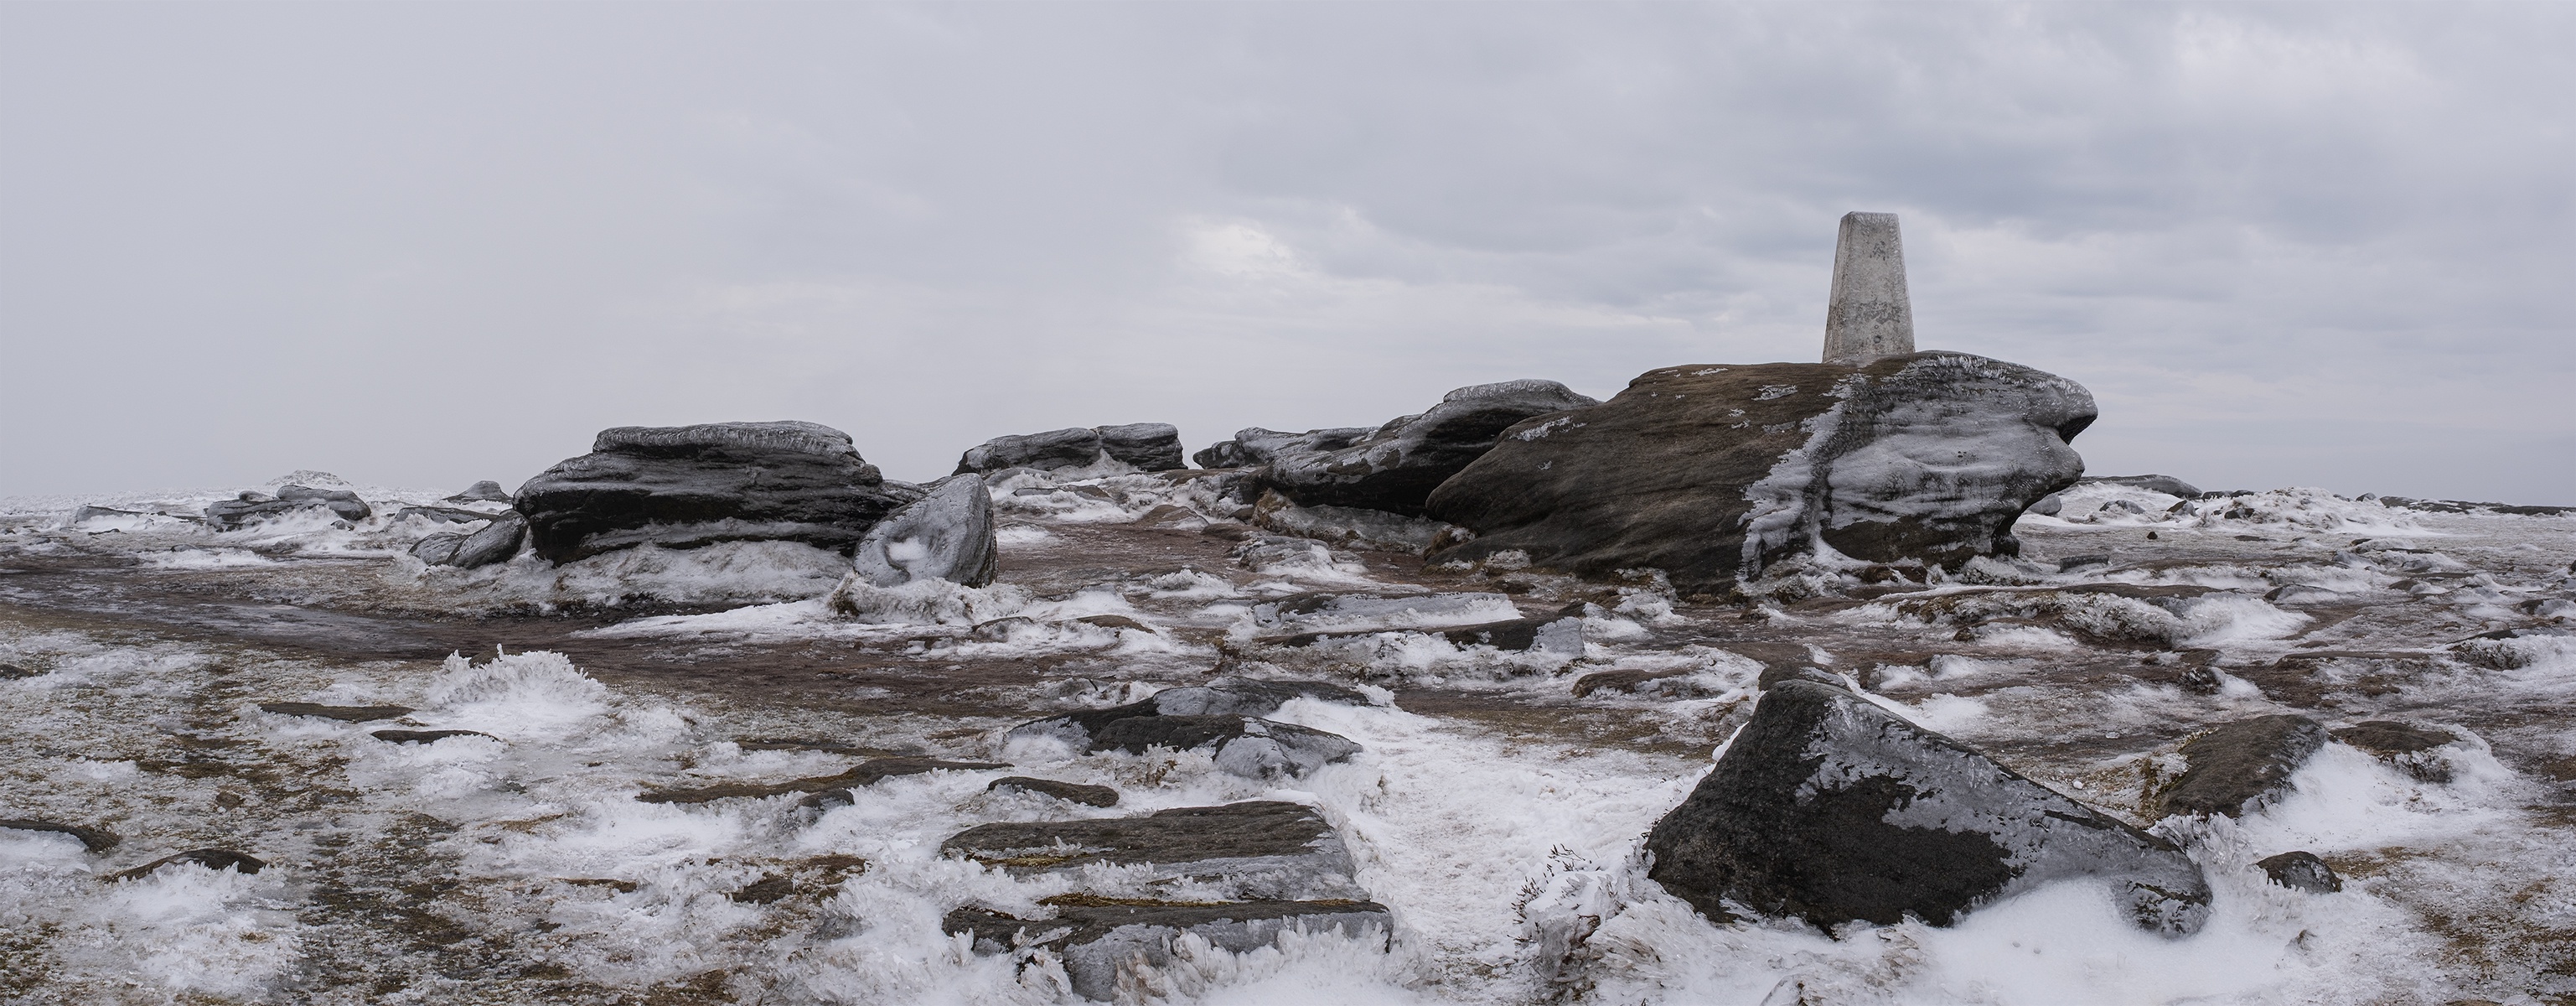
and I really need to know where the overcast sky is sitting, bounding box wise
[4,3,2571,503]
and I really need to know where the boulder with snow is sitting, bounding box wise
[1425,353,2095,593]
[1192,426,1373,471]
[410,511,527,569]
[1262,380,1601,516]
[2081,474,2201,497]
[946,900,1390,1002]
[2152,714,2326,819]
[514,421,919,563]
[443,480,512,503]
[955,423,1186,474]
[847,474,997,588]
[1644,680,2209,934]
[204,485,373,529]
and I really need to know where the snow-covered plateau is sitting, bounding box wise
[3,472,2573,1005]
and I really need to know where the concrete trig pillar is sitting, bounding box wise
[1822,211,1915,365]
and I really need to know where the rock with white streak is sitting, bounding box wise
[847,474,997,588]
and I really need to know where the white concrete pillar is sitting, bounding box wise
[1823,211,1916,365]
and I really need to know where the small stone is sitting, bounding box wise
[729,874,794,904]
[0,663,41,680]
[2255,850,2342,893]
[946,899,1389,1002]
[1068,614,1152,633]
[371,729,496,744]
[2332,721,2466,783]
[443,480,511,503]
[987,776,1120,806]
[110,848,266,881]
[260,702,415,723]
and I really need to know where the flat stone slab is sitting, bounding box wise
[941,801,1363,901]
[0,818,121,853]
[109,848,266,881]
[639,757,1007,805]
[261,703,415,723]
[987,776,1120,807]
[370,729,496,744]
[2154,715,2328,819]
[2333,720,2467,782]
[945,897,1390,1001]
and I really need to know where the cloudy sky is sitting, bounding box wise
[4,3,2571,503]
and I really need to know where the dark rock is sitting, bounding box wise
[2154,715,2328,819]
[1068,614,1153,633]
[2178,664,2227,696]
[444,480,512,503]
[260,702,414,723]
[2254,851,2341,894]
[396,506,497,525]
[941,801,1363,900]
[1192,439,1260,469]
[0,818,121,853]
[411,510,527,568]
[1095,423,1186,471]
[946,899,1391,1001]
[1264,380,1601,516]
[637,757,1009,805]
[0,663,42,680]
[1246,592,1517,634]
[515,421,918,563]
[2056,554,2112,573]
[2082,474,2203,497]
[1089,715,1360,779]
[1644,680,2208,934]
[370,729,496,744]
[204,485,373,529]
[1005,677,1374,752]
[1426,353,2095,594]
[958,423,1187,474]
[730,874,794,904]
[1265,607,1585,654]
[848,474,997,588]
[2332,720,2466,782]
[987,776,1120,806]
[957,428,1102,474]
[1249,490,1473,554]
[110,848,266,881]
[1754,663,1843,691]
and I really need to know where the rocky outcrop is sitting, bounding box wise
[1425,353,2096,592]
[2153,715,2326,819]
[1250,490,1472,554]
[443,480,512,503]
[410,511,527,568]
[1261,380,1600,516]
[955,423,1187,474]
[847,475,997,588]
[1644,680,2208,934]
[1193,427,1373,471]
[205,485,374,529]
[514,421,918,563]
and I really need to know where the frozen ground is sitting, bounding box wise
[2,474,2573,1004]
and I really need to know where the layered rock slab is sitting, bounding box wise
[1426,352,2095,592]
[1644,680,2208,934]
[1261,380,1600,516]
[515,421,918,563]
[955,423,1186,474]
[941,801,1365,900]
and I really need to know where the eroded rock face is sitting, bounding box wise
[1425,353,2095,593]
[1263,380,1601,516]
[848,474,997,588]
[955,423,1186,474]
[515,421,918,563]
[1644,680,2208,935]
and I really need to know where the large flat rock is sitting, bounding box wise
[941,801,1364,901]
[515,421,919,563]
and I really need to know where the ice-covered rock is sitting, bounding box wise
[204,484,373,528]
[410,510,526,568]
[954,423,1186,474]
[2256,851,2342,894]
[2152,714,2326,819]
[2332,720,2472,783]
[514,421,919,563]
[986,775,1120,806]
[1244,591,1523,634]
[940,801,1368,900]
[442,480,512,503]
[108,848,267,881]
[1004,677,1371,778]
[1193,426,1373,471]
[1644,680,2209,935]
[1427,353,2096,592]
[848,474,997,588]
[2082,474,2201,497]
[0,818,119,853]
[946,900,1390,1002]
[1263,380,1601,516]
[1250,490,1472,554]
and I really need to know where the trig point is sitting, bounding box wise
[1822,211,1915,365]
